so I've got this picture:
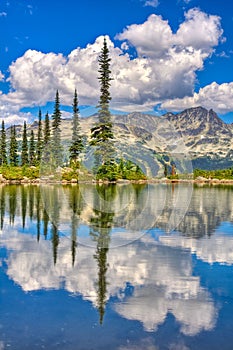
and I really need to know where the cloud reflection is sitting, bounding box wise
[1,228,216,336]
[160,235,233,265]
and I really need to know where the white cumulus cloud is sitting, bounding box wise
[0,8,228,123]
[175,8,223,53]
[161,82,233,114]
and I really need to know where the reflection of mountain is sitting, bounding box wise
[1,183,233,244]
[157,185,233,237]
[0,227,216,336]
[41,184,233,239]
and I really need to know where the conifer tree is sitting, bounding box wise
[21,121,29,166]
[9,125,18,166]
[44,112,50,145]
[29,130,36,166]
[36,109,43,164]
[69,89,83,167]
[90,38,115,170]
[51,90,63,166]
[0,120,7,165]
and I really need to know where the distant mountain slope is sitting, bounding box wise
[165,106,232,157]
[9,106,233,173]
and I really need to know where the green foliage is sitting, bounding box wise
[21,121,29,166]
[9,125,18,166]
[0,165,39,180]
[118,159,147,180]
[0,120,7,165]
[167,174,179,180]
[0,166,22,180]
[44,112,50,145]
[23,166,40,179]
[29,130,36,166]
[51,90,63,166]
[96,161,118,181]
[36,109,43,164]
[95,158,147,181]
[69,89,84,167]
[61,169,79,181]
[194,167,233,179]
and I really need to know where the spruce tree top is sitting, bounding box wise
[52,90,62,129]
[98,37,112,107]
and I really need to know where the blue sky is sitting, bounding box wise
[1,0,233,124]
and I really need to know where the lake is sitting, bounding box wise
[0,183,233,350]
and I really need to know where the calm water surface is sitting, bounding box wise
[0,183,233,350]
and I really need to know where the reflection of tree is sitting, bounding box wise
[50,187,60,265]
[21,186,27,229]
[68,185,84,266]
[29,185,34,220]
[43,208,49,240]
[71,213,77,267]
[90,185,115,325]
[0,185,5,229]
[51,223,59,265]
[40,185,61,264]
[36,188,41,242]
[9,185,17,224]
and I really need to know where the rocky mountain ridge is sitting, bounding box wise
[9,106,233,172]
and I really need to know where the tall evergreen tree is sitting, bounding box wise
[44,112,50,145]
[29,130,36,166]
[36,109,43,164]
[51,90,63,167]
[21,121,29,166]
[69,89,83,167]
[90,38,115,170]
[9,125,18,166]
[0,120,7,165]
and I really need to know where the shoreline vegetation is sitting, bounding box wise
[0,165,233,185]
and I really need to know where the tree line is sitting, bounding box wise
[0,39,145,181]
[0,88,83,167]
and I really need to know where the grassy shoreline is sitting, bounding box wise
[0,178,233,185]
[0,165,233,185]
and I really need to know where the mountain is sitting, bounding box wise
[9,106,233,173]
[164,107,233,169]
[166,107,231,150]
[106,107,232,172]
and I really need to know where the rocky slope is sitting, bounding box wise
[10,106,233,174]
